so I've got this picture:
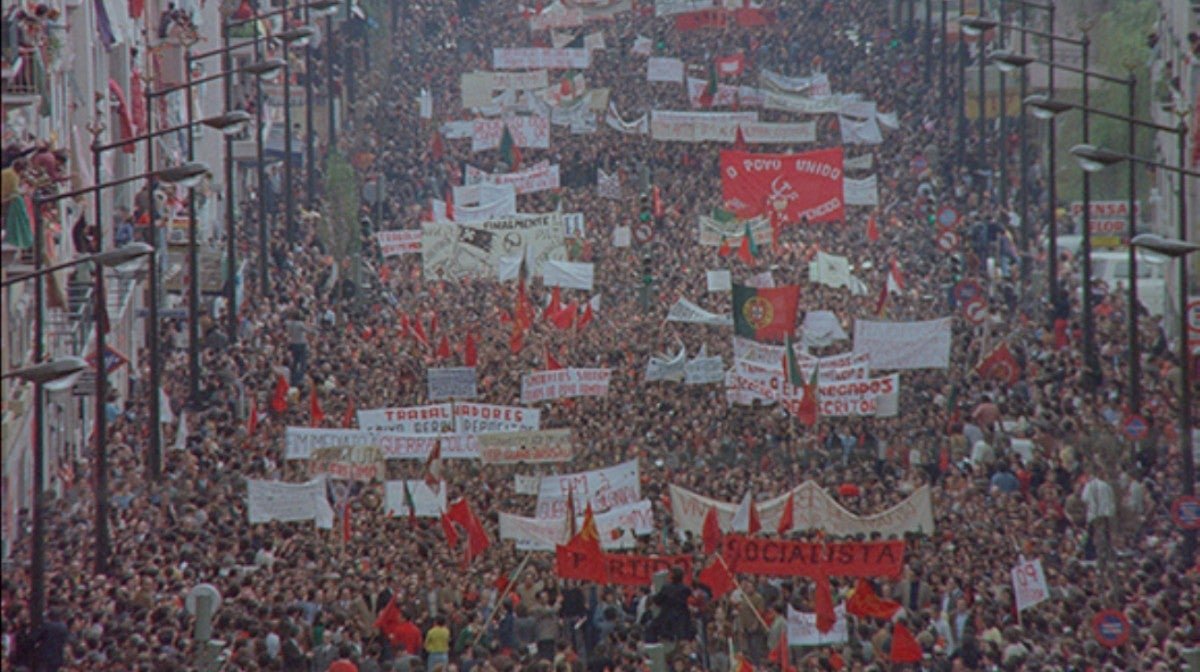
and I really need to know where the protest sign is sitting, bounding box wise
[428,367,478,400]
[307,446,385,482]
[646,347,687,383]
[787,605,849,646]
[720,148,845,224]
[465,162,561,195]
[478,429,574,464]
[853,317,952,369]
[844,175,879,206]
[802,310,849,348]
[384,480,448,518]
[543,260,595,290]
[647,57,685,83]
[706,270,732,292]
[721,535,906,578]
[470,117,552,152]
[500,499,654,550]
[283,428,481,460]
[357,404,454,434]
[697,214,772,247]
[655,0,715,16]
[521,368,612,404]
[1011,557,1050,612]
[377,230,422,257]
[535,458,640,518]
[666,298,733,325]
[453,403,541,434]
[245,476,334,528]
[529,3,583,30]
[422,213,568,281]
[605,102,649,135]
[514,474,542,495]
[493,48,590,70]
[685,354,725,385]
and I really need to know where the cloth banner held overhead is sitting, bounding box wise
[668,482,935,538]
[384,480,448,518]
[529,2,584,30]
[759,70,831,96]
[470,117,552,152]
[357,403,539,434]
[706,270,732,292]
[451,181,518,209]
[422,214,567,281]
[683,78,742,108]
[720,148,845,224]
[652,111,815,144]
[499,499,654,550]
[428,367,478,401]
[838,101,884,145]
[802,310,849,348]
[597,168,622,199]
[685,352,725,385]
[536,458,640,518]
[477,429,575,464]
[844,154,875,171]
[732,336,866,370]
[352,404,452,434]
[787,605,849,646]
[655,0,715,17]
[377,230,422,257]
[245,476,334,528]
[461,70,550,108]
[647,57,685,83]
[283,428,482,461]
[542,260,595,290]
[558,548,693,586]
[853,317,952,370]
[646,346,688,382]
[430,190,517,223]
[465,162,561,195]
[493,47,591,70]
[843,175,879,206]
[666,298,733,326]
[697,213,772,247]
[605,102,649,135]
[307,446,386,482]
[521,368,613,404]
[762,90,859,116]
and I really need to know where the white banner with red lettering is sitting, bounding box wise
[384,480,449,518]
[357,403,540,434]
[1011,557,1051,612]
[651,110,814,144]
[377,230,422,257]
[668,481,934,537]
[494,47,591,70]
[500,499,654,550]
[283,427,482,460]
[725,368,898,418]
[477,429,574,464]
[521,368,613,404]
[470,117,552,151]
[535,458,641,517]
[787,605,849,646]
[720,148,845,224]
[465,162,561,195]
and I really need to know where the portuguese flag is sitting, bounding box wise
[732,283,799,343]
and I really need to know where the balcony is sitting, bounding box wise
[1,55,43,109]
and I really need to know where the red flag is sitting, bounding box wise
[410,317,429,347]
[732,125,748,151]
[374,596,406,645]
[341,397,356,428]
[247,397,259,436]
[399,312,412,340]
[544,286,563,322]
[424,440,444,488]
[551,300,578,330]
[975,343,1020,385]
[828,651,844,670]
[866,213,879,242]
[440,511,460,548]
[341,500,353,543]
[428,313,439,340]
[651,185,663,218]
[796,364,819,427]
[555,503,608,583]
[508,327,525,355]
[776,492,795,535]
[270,375,289,413]
[734,655,755,672]
[718,236,733,257]
[814,575,836,634]
[697,556,735,599]
[430,130,444,161]
[464,333,478,366]
[545,346,564,371]
[443,186,455,221]
[436,334,452,361]
[767,630,794,672]
[874,279,889,317]
[737,232,755,264]
[846,578,902,621]
[446,498,491,565]
[576,297,596,330]
[702,506,723,554]
[889,622,922,663]
[310,386,326,427]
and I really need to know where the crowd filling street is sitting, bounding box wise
[2,1,1198,671]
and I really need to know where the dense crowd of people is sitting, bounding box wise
[3,1,1198,671]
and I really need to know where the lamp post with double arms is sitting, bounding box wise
[1070,140,1198,570]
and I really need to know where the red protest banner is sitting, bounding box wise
[720,148,846,225]
[721,535,905,578]
[557,545,693,586]
[675,8,728,31]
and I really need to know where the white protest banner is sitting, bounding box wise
[853,317,952,370]
[422,213,567,280]
[808,251,868,295]
[465,162,561,195]
[283,427,481,460]
[759,70,828,95]
[530,2,584,30]
[787,605,849,646]
[245,476,334,528]
[597,168,622,200]
[418,88,433,119]
[740,122,818,144]
[732,335,787,368]
[801,310,848,349]
[838,100,883,145]
[666,298,733,326]
[811,373,900,418]
[471,117,551,152]
[613,225,632,247]
[655,0,715,16]
[707,269,732,292]
[428,367,478,400]
[440,121,474,139]
[453,182,516,206]
[494,48,590,70]
[668,481,935,538]
[514,474,542,495]
[536,458,641,517]
[432,191,517,223]
[646,347,687,383]
[384,480,448,518]
[521,368,613,404]
[745,271,775,289]
[762,90,858,116]
[631,35,652,56]
[377,230,422,257]
[685,354,725,385]
[1011,557,1050,612]
[726,359,878,410]
[605,101,650,135]
[876,110,899,129]
[697,213,772,247]
[684,78,742,108]
[357,404,454,434]
[454,402,541,434]
[844,153,875,171]
[543,260,595,290]
[844,175,879,206]
[500,499,653,551]
[584,31,605,52]
[647,57,685,83]
[477,429,574,464]
[307,446,386,481]
[462,71,552,108]
[650,110,758,142]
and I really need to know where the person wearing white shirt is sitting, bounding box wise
[1081,472,1116,568]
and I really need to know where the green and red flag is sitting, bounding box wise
[732,283,799,343]
[698,60,718,107]
[499,125,522,171]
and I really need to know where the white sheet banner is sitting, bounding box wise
[685,77,743,108]
[530,2,584,30]
[461,71,550,107]
[521,368,613,404]
[801,310,848,349]
[514,474,542,495]
[377,230,422,257]
[698,214,772,246]
[631,35,652,56]
[478,429,574,464]
[745,271,775,288]
[646,347,688,382]
[543,260,595,290]
[432,190,517,223]
[283,428,482,460]
[500,499,653,550]
[454,402,541,434]
[465,162,561,195]
[605,102,650,135]
[1011,557,1051,612]
[494,47,591,70]
[839,106,884,145]
[471,117,552,152]
[647,57,685,83]
[651,109,758,142]
[356,404,454,434]
[422,214,567,280]
[428,367,478,401]
[613,225,632,247]
[853,317,952,370]
[844,175,879,206]
[453,182,518,208]
[384,480,448,518]
[707,269,732,292]
[808,251,867,294]
[843,154,875,171]
[759,70,830,96]
[245,476,334,528]
[655,0,715,16]
[536,458,641,517]
[666,298,733,326]
[787,605,849,646]
[357,403,538,434]
[685,355,725,385]
[668,481,935,538]
[762,90,859,116]
[440,121,475,139]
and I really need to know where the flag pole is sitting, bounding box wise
[716,554,770,631]
[474,551,534,646]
